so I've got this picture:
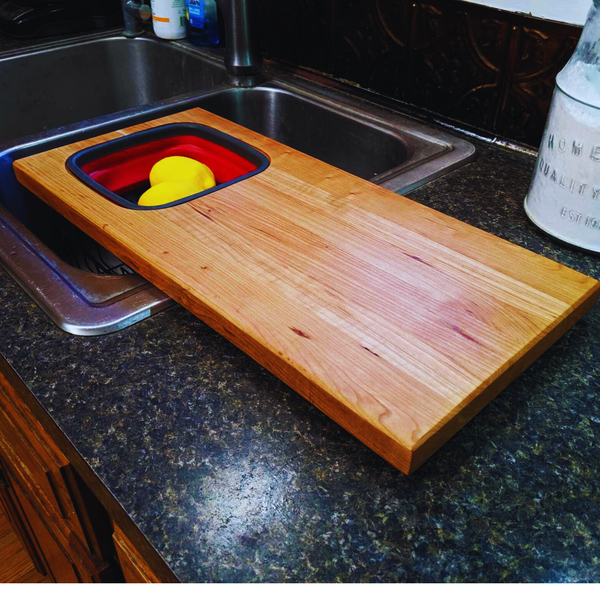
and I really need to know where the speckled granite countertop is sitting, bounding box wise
[1,133,600,582]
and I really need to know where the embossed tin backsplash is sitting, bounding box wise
[256,0,582,147]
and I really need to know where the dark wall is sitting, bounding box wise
[256,0,582,148]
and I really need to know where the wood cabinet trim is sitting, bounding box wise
[0,431,107,581]
[113,523,163,583]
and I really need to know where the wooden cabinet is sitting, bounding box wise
[113,523,161,583]
[0,459,78,582]
[0,360,173,583]
[0,461,52,583]
[0,369,115,582]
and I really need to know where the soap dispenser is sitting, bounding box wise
[185,0,219,46]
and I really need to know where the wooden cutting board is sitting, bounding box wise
[13,108,600,474]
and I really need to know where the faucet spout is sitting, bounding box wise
[213,0,263,87]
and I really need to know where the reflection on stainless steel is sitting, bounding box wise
[197,86,409,180]
[0,30,476,336]
[0,204,172,335]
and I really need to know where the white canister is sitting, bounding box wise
[525,87,600,253]
[525,0,600,253]
[150,0,186,40]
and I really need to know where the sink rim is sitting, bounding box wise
[0,27,224,62]
[0,29,476,196]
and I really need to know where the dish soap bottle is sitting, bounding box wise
[150,0,186,40]
[185,0,219,46]
[525,0,600,252]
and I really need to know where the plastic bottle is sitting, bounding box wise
[525,0,600,252]
[150,0,186,40]
[185,0,219,46]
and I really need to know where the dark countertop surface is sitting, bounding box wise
[1,32,600,585]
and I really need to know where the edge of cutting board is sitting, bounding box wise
[408,287,599,472]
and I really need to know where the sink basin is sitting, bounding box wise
[0,31,227,145]
[195,87,410,180]
[0,32,475,336]
[193,82,475,193]
[0,31,228,335]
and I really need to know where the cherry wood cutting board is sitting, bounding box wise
[13,108,600,474]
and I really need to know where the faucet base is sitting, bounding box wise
[227,72,265,88]
[122,29,146,38]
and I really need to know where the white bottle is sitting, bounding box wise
[150,0,186,40]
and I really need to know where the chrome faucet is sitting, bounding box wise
[213,0,263,87]
[121,0,152,38]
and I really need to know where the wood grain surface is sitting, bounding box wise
[13,108,600,474]
[113,523,162,583]
[0,490,49,582]
[0,509,38,583]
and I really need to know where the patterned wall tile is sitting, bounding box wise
[497,25,579,143]
[407,6,510,131]
[256,0,333,73]
[255,0,582,147]
[328,0,413,91]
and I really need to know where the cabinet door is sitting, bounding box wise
[0,370,82,533]
[0,368,112,582]
[0,459,73,582]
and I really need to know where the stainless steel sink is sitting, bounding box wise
[0,31,227,145]
[0,31,228,335]
[195,87,409,180]
[193,81,475,193]
[0,31,476,336]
